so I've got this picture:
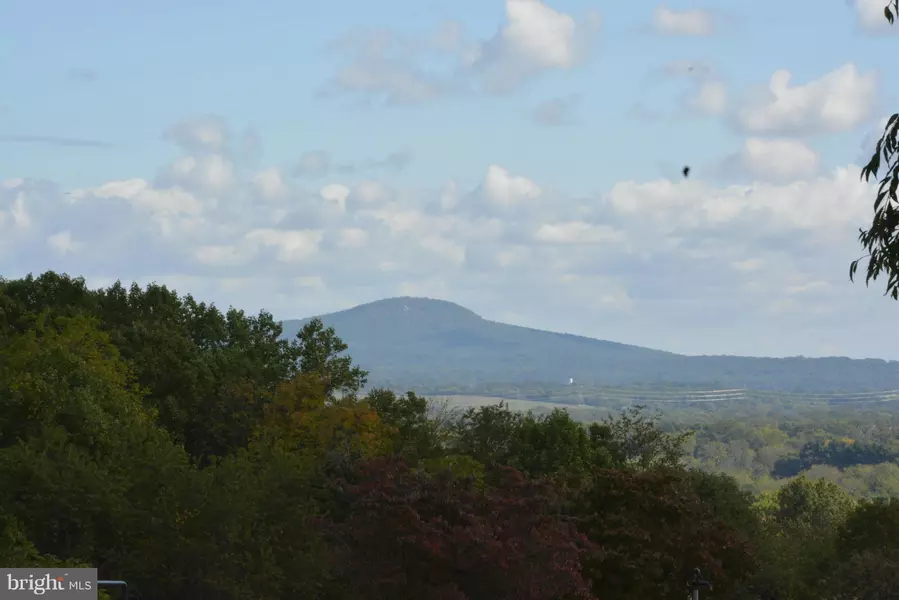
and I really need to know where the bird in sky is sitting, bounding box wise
[682,166,690,178]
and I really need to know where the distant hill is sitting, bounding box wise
[280,297,899,393]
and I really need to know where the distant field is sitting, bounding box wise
[433,394,607,414]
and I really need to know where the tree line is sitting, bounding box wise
[1,271,898,600]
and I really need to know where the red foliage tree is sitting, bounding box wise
[327,457,597,600]
[570,468,757,599]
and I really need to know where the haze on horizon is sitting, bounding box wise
[2,0,898,360]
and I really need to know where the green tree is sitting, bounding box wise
[0,511,86,568]
[592,406,692,470]
[772,476,855,530]
[0,272,306,463]
[751,477,855,600]
[512,409,596,477]
[824,498,899,599]
[0,309,196,589]
[449,402,526,467]
[366,389,445,462]
[295,318,368,398]
[851,2,899,298]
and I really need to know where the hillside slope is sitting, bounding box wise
[280,297,899,393]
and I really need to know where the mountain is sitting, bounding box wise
[280,297,899,393]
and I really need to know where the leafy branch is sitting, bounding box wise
[850,1,899,298]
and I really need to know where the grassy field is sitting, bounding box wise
[433,394,611,416]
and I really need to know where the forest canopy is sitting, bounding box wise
[1,271,898,600]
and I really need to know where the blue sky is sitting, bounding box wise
[2,0,898,360]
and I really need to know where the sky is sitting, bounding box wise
[2,0,899,360]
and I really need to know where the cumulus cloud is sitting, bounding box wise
[320,183,349,208]
[606,166,871,240]
[163,115,264,165]
[157,154,235,196]
[483,165,542,207]
[47,231,82,255]
[322,0,601,104]
[322,26,455,105]
[735,63,878,134]
[3,114,894,358]
[656,59,728,116]
[469,0,601,92]
[534,221,627,245]
[253,168,289,201]
[687,81,727,115]
[652,4,715,36]
[720,138,820,182]
[164,115,229,155]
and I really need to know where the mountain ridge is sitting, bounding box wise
[280,297,899,393]
[286,296,676,355]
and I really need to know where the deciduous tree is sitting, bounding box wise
[852,1,899,299]
[328,457,596,600]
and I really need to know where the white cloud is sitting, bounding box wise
[497,0,580,69]
[736,64,878,134]
[323,0,601,103]
[370,206,428,235]
[557,273,634,312]
[69,178,211,239]
[349,181,392,207]
[786,280,830,295]
[5,115,896,359]
[295,275,326,290]
[731,258,764,272]
[245,228,323,262]
[420,235,466,266]
[471,0,601,92]
[321,183,350,210]
[253,168,288,201]
[2,178,25,189]
[164,115,228,154]
[336,227,368,249]
[438,182,459,212]
[194,244,252,267]
[725,138,820,182]
[688,81,727,115]
[660,59,727,116]
[483,165,541,207]
[652,4,714,36]
[11,192,31,229]
[608,166,872,235]
[534,221,627,245]
[47,231,80,255]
